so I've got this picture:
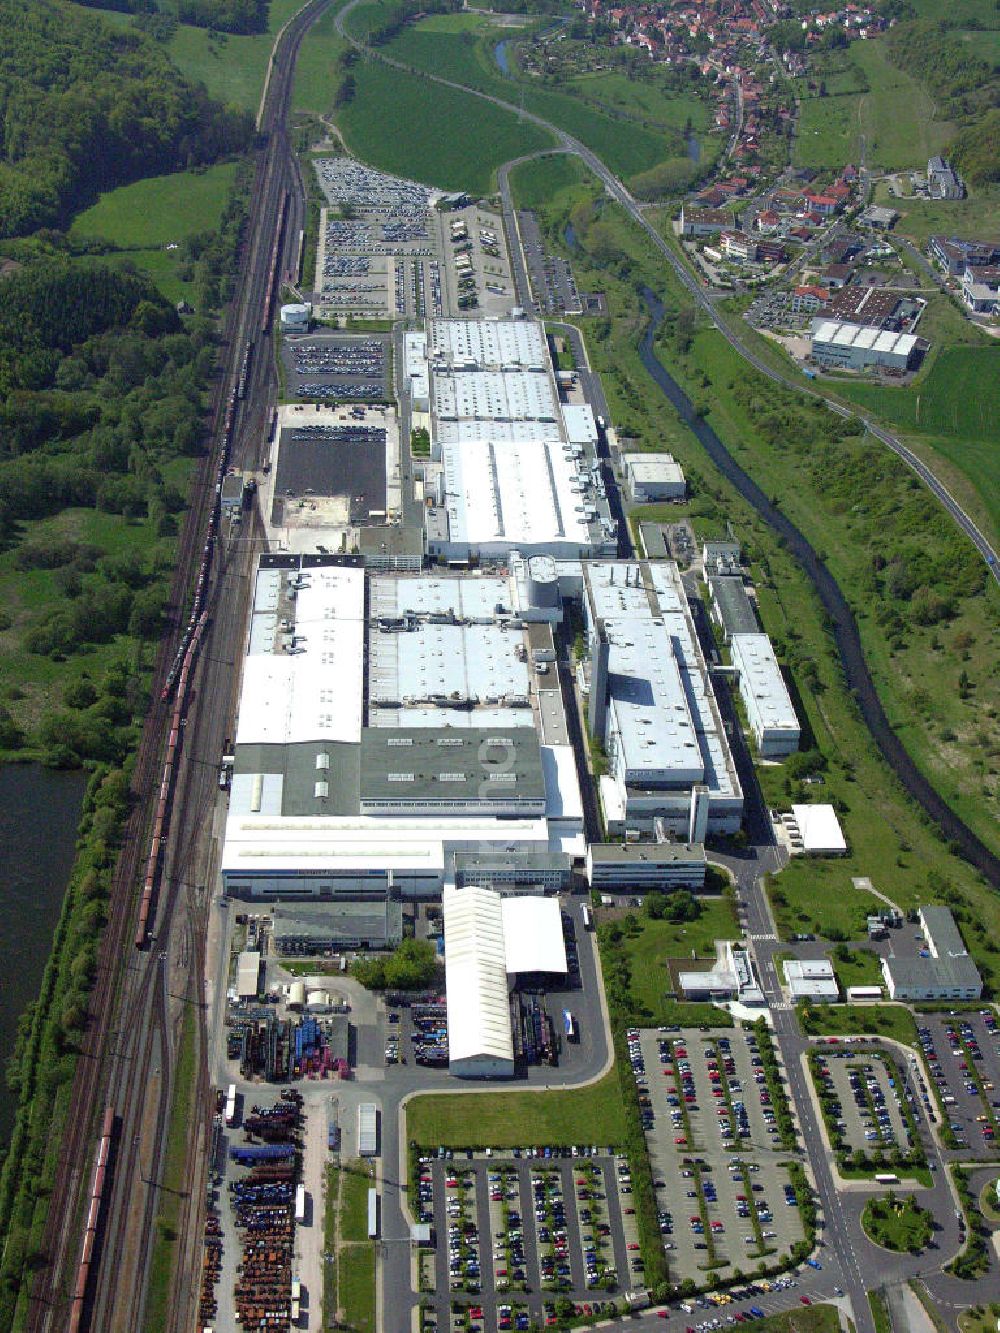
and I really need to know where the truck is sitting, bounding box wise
[368,1188,379,1239]
[291,1277,301,1323]
[581,904,592,931]
[358,1102,379,1157]
[224,1083,237,1127]
[563,1009,578,1043]
[875,1173,899,1185]
[295,1183,306,1222]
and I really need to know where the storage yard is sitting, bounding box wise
[281,332,390,402]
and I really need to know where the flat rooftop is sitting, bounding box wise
[730,633,798,732]
[432,370,560,423]
[440,436,596,552]
[708,576,758,637]
[237,562,365,747]
[428,318,547,370]
[359,726,544,806]
[585,561,739,797]
[367,573,535,728]
[271,404,389,524]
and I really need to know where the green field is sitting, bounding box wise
[831,346,1000,536]
[568,69,710,132]
[509,153,588,207]
[795,38,951,171]
[907,0,1000,24]
[339,1244,376,1333]
[406,1068,627,1147]
[166,0,306,110]
[70,162,239,247]
[798,1004,918,1049]
[876,180,1000,247]
[293,4,348,114]
[753,1306,840,1333]
[610,898,740,1018]
[956,27,1000,59]
[828,946,885,993]
[380,18,677,179]
[766,866,882,943]
[336,57,552,193]
[340,1162,373,1243]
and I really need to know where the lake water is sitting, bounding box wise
[494,40,510,76]
[0,763,87,1146]
[687,133,701,163]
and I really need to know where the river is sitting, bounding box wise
[637,286,1000,886]
[0,763,87,1146]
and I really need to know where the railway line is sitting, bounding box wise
[24,2,332,1329]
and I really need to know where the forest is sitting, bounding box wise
[884,19,1000,183]
[0,0,253,236]
[72,0,269,33]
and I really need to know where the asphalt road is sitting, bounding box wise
[336,0,998,587]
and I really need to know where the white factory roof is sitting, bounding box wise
[443,886,514,1067]
[221,814,551,875]
[791,803,847,854]
[236,565,365,746]
[730,634,798,732]
[440,437,595,552]
[429,319,547,370]
[501,896,567,975]
[811,319,919,358]
[540,745,584,822]
[583,561,739,799]
[432,371,560,423]
[561,403,598,445]
[434,420,560,445]
[623,453,685,485]
[367,573,536,726]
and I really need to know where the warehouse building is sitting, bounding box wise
[442,887,568,1079]
[729,633,799,758]
[622,453,687,501]
[882,907,982,1002]
[577,560,743,836]
[927,156,964,201]
[810,319,925,372]
[271,900,404,954]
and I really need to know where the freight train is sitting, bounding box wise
[67,1106,116,1333]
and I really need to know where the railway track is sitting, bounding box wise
[25,2,332,1328]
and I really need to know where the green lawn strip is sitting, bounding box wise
[292,2,350,114]
[798,1004,918,1049]
[335,57,552,194]
[752,1021,799,1151]
[339,1242,377,1333]
[740,1164,768,1260]
[324,1164,340,1322]
[145,1003,198,1332]
[340,1160,374,1242]
[869,1289,892,1333]
[948,1165,991,1279]
[406,1071,626,1148]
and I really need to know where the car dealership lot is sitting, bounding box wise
[633,1029,806,1284]
[811,1049,912,1157]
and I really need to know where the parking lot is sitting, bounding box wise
[517,210,581,316]
[281,333,390,402]
[810,1048,912,1157]
[631,1029,806,1284]
[415,1150,641,1333]
[917,1011,1000,1154]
